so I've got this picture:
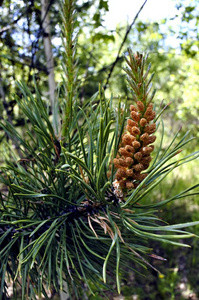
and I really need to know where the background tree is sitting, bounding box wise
[41,0,56,125]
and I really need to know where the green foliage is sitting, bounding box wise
[1,0,199,144]
[0,0,199,299]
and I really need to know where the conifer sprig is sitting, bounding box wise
[61,0,78,137]
[113,51,157,196]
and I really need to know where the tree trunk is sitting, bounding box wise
[41,0,57,132]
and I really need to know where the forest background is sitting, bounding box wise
[0,0,199,299]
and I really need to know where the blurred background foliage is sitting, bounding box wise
[0,0,199,139]
[0,0,199,298]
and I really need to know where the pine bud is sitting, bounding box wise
[118,158,128,167]
[126,169,134,177]
[119,179,126,189]
[127,119,137,127]
[119,148,133,157]
[132,141,141,149]
[133,163,144,172]
[116,169,127,178]
[140,133,149,142]
[131,126,141,136]
[113,158,120,168]
[141,146,154,155]
[144,124,156,134]
[126,181,134,189]
[137,101,145,112]
[115,172,122,180]
[134,173,147,181]
[141,155,152,164]
[143,135,156,146]
[130,111,140,122]
[144,109,156,121]
[130,105,137,112]
[122,134,135,146]
[125,145,135,154]
[126,157,134,166]
[140,118,148,127]
[134,152,142,161]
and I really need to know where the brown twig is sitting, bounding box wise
[103,0,148,90]
[0,12,26,34]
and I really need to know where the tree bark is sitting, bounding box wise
[41,0,56,124]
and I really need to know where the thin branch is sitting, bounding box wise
[3,55,48,72]
[103,0,148,90]
[0,12,26,34]
[30,0,55,60]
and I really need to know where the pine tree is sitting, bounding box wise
[0,0,198,299]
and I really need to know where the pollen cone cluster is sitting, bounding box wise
[113,50,157,195]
